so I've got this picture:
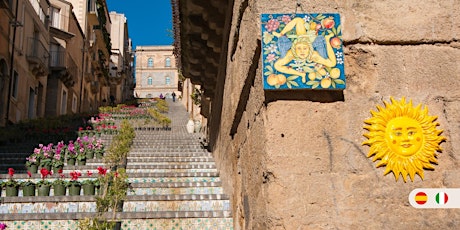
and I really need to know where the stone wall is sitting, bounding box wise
[211,0,460,229]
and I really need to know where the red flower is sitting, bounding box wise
[8,168,14,177]
[79,127,84,131]
[27,171,32,177]
[87,171,93,176]
[58,169,63,174]
[97,166,107,176]
[40,168,50,179]
[70,171,82,180]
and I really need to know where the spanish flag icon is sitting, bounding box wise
[415,192,428,205]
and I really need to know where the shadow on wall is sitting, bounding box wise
[264,90,344,103]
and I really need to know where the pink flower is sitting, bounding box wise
[0,222,7,230]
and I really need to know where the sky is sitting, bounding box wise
[107,0,174,49]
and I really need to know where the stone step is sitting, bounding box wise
[127,157,215,163]
[126,168,218,174]
[0,194,230,214]
[128,176,221,183]
[128,152,211,157]
[127,163,216,167]
[0,215,233,229]
[129,187,225,195]
[126,171,220,178]
[129,149,207,153]
[124,200,230,212]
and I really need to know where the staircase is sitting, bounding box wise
[0,99,233,229]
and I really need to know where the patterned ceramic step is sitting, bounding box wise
[129,187,225,195]
[126,171,220,178]
[0,216,233,229]
[128,176,221,183]
[127,157,215,163]
[128,152,211,157]
[123,200,230,212]
[126,162,216,170]
[0,196,97,214]
[130,148,206,153]
[126,167,217,174]
[126,163,216,168]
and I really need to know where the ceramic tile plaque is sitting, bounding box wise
[261,13,345,90]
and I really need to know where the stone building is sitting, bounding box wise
[0,0,132,126]
[173,0,460,229]
[0,0,14,126]
[0,0,50,124]
[46,0,84,116]
[109,11,134,104]
[134,45,178,99]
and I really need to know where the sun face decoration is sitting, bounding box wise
[362,97,446,182]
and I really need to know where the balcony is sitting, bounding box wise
[26,37,49,77]
[49,50,78,87]
[0,0,11,9]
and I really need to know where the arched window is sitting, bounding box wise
[165,76,171,85]
[165,57,171,67]
[147,58,153,67]
[147,77,153,85]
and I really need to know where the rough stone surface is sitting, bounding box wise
[210,0,460,229]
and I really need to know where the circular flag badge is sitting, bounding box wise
[415,192,427,205]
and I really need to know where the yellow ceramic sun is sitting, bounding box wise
[362,97,446,182]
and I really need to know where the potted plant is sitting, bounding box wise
[37,143,54,171]
[25,154,39,174]
[36,168,52,196]
[68,170,82,196]
[52,169,67,196]
[2,168,20,196]
[21,171,36,196]
[66,141,77,166]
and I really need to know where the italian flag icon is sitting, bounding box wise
[435,192,448,204]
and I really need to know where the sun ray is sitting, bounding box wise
[362,97,446,182]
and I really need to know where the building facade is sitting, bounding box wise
[0,0,132,126]
[0,0,50,125]
[46,0,84,116]
[109,11,134,104]
[134,45,178,99]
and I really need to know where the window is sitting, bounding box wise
[11,70,18,99]
[50,6,61,29]
[147,58,153,67]
[147,77,153,85]
[61,89,67,115]
[165,57,171,67]
[165,76,171,85]
[72,94,77,113]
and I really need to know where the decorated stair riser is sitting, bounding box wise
[128,177,221,183]
[126,168,218,173]
[0,201,96,214]
[123,200,231,212]
[129,187,224,195]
